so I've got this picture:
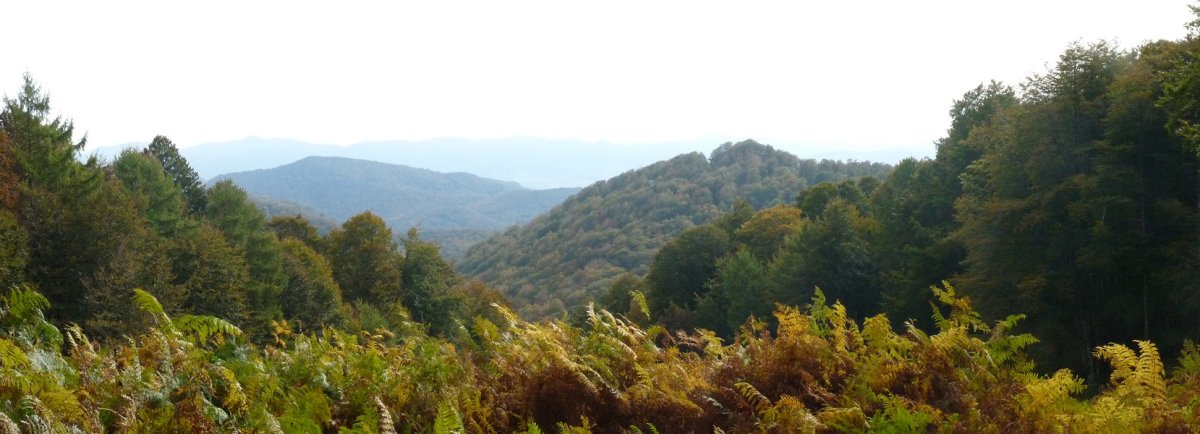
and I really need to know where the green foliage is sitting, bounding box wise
[145,135,207,216]
[326,212,404,306]
[169,223,251,325]
[267,214,322,250]
[279,238,344,331]
[645,224,731,321]
[112,148,188,236]
[402,228,464,335]
[1,277,1199,432]
[205,180,287,332]
[461,141,891,318]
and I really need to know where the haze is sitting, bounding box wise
[3,1,1191,161]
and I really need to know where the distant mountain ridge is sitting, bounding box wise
[212,156,580,258]
[91,136,928,189]
[457,140,893,318]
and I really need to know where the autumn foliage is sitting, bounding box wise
[1,283,1197,433]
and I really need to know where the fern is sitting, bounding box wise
[2,286,50,323]
[735,381,772,415]
[0,338,29,369]
[174,314,242,345]
[131,288,170,327]
[1094,339,1167,412]
[376,397,397,434]
[1133,340,1166,401]
[1176,339,1200,377]
[0,411,18,434]
[433,402,464,434]
[986,314,1038,372]
[630,290,651,322]
[517,422,543,434]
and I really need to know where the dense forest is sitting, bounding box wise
[459,142,891,318]
[594,38,1200,381]
[1,8,1200,432]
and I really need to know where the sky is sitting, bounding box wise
[3,1,1194,160]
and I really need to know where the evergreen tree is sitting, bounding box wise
[205,180,287,330]
[145,135,207,215]
[113,149,188,236]
[0,73,99,198]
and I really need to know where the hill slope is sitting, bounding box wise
[457,140,892,317]
[213,157,580,258]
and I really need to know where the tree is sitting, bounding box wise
[326,212,404,305]
[734,204,805,261]
[769,198,878,318]
[456,279,509,327]
[205,180,287,329]
[598,273,641,317]
[0,73,99,198]
[697,249,771,336]
[645,224,731,320]
[870,158,963,325]
[953,41,1200,376]
[0,209,27,289]
[795,180,867,216]
[279,238,344,331]
[113,149,188,236]
[402,228,463,335]
[74,179,178,338]
[145,135,207,215]
[169,224,251,325]
[269,214,323,251]
[712,199,755,236]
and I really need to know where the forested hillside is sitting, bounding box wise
[458,142,891,318]
[214,156,580,259]
[590,39,1200,381]
[0,78,504,344]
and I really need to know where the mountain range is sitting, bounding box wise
[212,156,579,258]
[92,137,929,189]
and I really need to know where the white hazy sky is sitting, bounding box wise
[2,1,1193,157]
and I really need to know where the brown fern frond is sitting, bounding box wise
[376,396,397,434]
[735,381,771,415]
[0,411,17,434]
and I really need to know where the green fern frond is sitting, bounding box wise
[630,290,651,321]
[0,339,29,370]
[131,288,170,327]
[930,282,986,333]
[433,402,464,434]
[174,315,242,345]
[1175,339,1200,377]
[2,286,50,322]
